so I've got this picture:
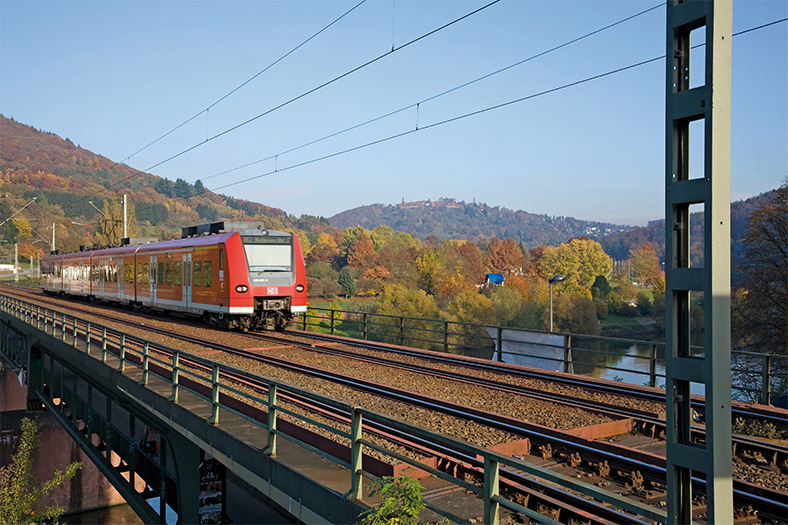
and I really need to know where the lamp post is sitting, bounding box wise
[549,274,566,332]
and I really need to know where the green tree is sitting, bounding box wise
[590,275,611,300]
[0,199,19,242]
[636,290,653,316]
[339,266,357,297]
[0,418,82,525]
[371,285,439,349]
[442,291,494,351]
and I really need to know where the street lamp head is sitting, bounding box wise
[549,274,566,285]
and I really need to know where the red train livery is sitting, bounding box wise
[40,225,307,331]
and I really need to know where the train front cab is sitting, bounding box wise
[234,229,307,331]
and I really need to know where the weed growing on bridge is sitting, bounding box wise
[359,473,447,525]
[0,417,82,525]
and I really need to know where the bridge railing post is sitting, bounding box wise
[497,327,503,362]
[101,327,108,363]
[36,306,41,330]
[762,354,771,405]
[484,456,500,525]
[207,364,220,425]
[330,309,336,335]
[118,334,126,373]
[650,344,658,387]
[362,313,368,341]
[140,342,149,386]
[563,335,574,374]
[346,408,363,501]
[264,384,278,457]
[61,313,67,342]
[168,351,180,403]
[72,317,78,347]
[85,321,92,355]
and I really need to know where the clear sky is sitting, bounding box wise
[1,0,785,226]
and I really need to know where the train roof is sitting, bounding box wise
[42,227,293,262]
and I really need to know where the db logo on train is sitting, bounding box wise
[267,287,278,295]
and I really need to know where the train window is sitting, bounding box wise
[126,264,135,284]
[219,249,224,271]
[242,236,292,272]
[174,262,182,286]
[138,263,148,284]
[193,261,202,287]
[204,261,212,287]
[158,263,165,285]
[165,263,172,285]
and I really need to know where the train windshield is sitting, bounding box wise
[241,235,293,272]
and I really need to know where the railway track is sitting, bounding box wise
[3,289,786,523]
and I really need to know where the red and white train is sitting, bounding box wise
[40,223,307,331]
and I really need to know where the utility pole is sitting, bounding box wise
[14,242,18,283]
[52,222,56,252]
[123,194,128,239]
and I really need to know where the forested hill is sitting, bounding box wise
[329,200,634,249]
[598,190,774,284]
[0,115,292,252]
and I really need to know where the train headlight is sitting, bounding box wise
[236,285,249,293]
[295,284,304,292]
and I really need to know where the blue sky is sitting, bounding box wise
[1,0,785,226]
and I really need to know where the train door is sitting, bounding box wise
[79,264,86,295]
[183,252,192,309]
[118,257,124,298]
[99,260,105,296]
[150,255,157,304]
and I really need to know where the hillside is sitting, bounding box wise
[0,115,293,252]
[330,198,634,249]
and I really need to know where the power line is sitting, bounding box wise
[101,0,503,194]
[119,0,369,165]
[201,1,665,183]
[211,17,788,192]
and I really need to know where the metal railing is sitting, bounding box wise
[0,293,668,524]
[301,305,787,404]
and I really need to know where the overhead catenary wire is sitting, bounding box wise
[200,1,665,183]
[118,0,369,165]
[210,17,788,193]
[101,0,503,195]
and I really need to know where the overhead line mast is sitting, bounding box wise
[664,1,733,523]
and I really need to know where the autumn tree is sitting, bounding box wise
[630,241,663,287]
[731,181,787,354]
[11,217,32,240]
[307,232,340,265]
[485,237,524,277]
[347,231,375,268]
[429,241,485,300]
[17,244,44,264]
[551,294,600,335]
[541,238,612,291]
